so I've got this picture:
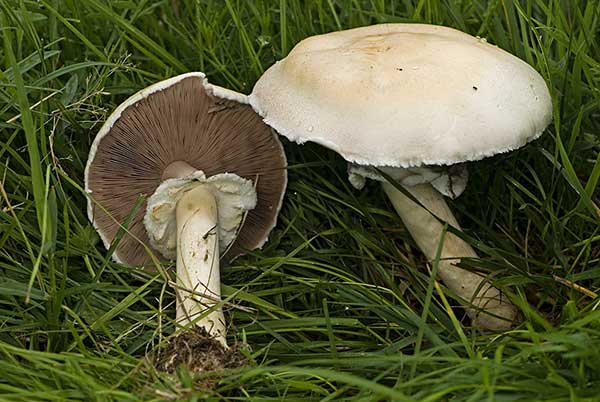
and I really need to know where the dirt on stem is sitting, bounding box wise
[153,327,247,374]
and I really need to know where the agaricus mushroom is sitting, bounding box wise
[250,24,552,330]
[85,73,287,345]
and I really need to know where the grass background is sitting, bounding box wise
[1,0,600,400]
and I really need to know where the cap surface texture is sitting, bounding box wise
[250,24,552,168]
[85,73,287,265]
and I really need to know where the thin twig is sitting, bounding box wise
[553,275,598,299]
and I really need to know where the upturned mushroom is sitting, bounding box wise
[85,73,287,346]
[250,24,552,329]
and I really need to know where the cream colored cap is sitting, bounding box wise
[250,24,552,167]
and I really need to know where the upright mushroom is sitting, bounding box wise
[250,24,552,329]
[86,73,287,345]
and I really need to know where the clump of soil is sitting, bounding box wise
[154,328,247,374]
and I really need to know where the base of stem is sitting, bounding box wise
[382,182,518,330]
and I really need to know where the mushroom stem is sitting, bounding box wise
[175,184,226,346]
[381,182,518,330]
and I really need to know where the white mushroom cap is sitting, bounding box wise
[250,24,552,168]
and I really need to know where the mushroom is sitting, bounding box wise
[250,24,552,329]
[85,73,287,345]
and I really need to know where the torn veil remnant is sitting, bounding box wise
[251,24,552,330]
[85,73,287,346]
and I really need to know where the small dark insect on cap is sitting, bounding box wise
[85,73,287,266]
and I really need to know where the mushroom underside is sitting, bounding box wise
[86,75,287,266]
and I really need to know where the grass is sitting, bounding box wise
[1,0,600,400]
